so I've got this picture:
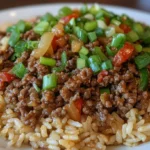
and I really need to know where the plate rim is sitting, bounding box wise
[0,2,150,16]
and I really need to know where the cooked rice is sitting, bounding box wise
[0,95,150,149]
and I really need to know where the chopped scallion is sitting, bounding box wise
[42,73,57,90]
[40,57,56,67]
[88,32,97,42]
[134,53,150,69]
[12,63,27,78]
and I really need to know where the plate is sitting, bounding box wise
[0,3,150,150]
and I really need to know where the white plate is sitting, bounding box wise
[0,3,150,150]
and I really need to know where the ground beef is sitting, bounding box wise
[1,23,150,128]
[22,29,40,40]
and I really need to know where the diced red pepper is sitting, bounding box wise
[51,36,59,51]
[61,13,79,24]
[119,24,131,34]
[97,70,108,83]
[74,98,84,112]
[113,42,134,66]
[0,72,15,82]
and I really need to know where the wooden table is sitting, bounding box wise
[0,0,150,12]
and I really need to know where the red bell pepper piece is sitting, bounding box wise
[119,24,131,34]
[0,72,15,82]
[61,13,79,24]
[113,42,134,66]
[74,98,84,112]
[97,70,108,83]
[51,36,59,51]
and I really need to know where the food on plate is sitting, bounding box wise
[0,4,150,150]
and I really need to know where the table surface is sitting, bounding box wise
[0,0,150,12]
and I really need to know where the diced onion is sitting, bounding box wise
[31,32,54,59]
[0,36,9,51]
[84,14,94,20]
[105,27,115,37]
[52,23,64,37]
[71,40,83,53]
[65,101,81,121]
[97,20,107,29]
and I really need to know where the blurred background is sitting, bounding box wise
[0,0,150,12]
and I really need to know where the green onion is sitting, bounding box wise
[7,25,17,33]
[33,21,49,35]
[79,53,88,66]
[134,44,143,52]
[101,60,113,70]
[16,20,32,33]
[52,66,64,72]
[8,30,20,47]
[40,57,56,67]
[33,83,41,93]
[52,51,67,72]
[101,8,115,18]
[142,30,150,45]
[26,41,39,50]
[42,73,57,90]
[77,58,86,69]
[64,25,72,33]
[139,68,149,91]
[105,27,115,37]
[84,21,97,32]
[89,4,100,15]
[7,21,32,33]
[95,11,104,19]
[134,53,150,69]
[143,47,150,53]
[79,46,89,55]
[89,62,101,73]
[100,88,110,94]
[76,28,88,43]
[133,23,144,36]
[95,28,104,37]
[88,55,101,73]
[14,41,27,57]
[58,6,72,17]
[126,31,139,42]
[69,18,76,26]
[76,22,84,29]
[93,47,107,61]
[40,13,56,22]
[111,19,121,26]
[88,55,102,64]
[12,63,27,78]
[81,4,88,15]
[106,45,117,56]
[111,33,126,49]
[14,40,38,58]
[61,51,67,65]
[88,32,97,42]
